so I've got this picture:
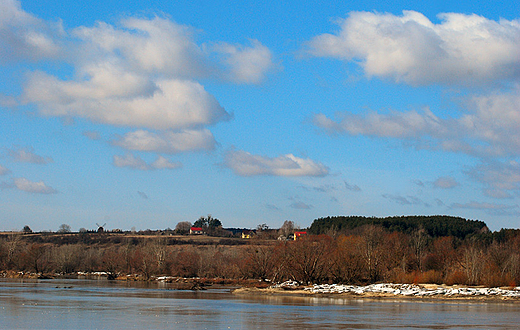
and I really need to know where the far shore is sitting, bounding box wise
[2,271,520,302]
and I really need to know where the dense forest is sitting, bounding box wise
[1,216,520,288]
[308,215,489,239]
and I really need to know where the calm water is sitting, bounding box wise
[1,279,520,329]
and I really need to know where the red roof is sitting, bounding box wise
[294,231,307,236]
[190,227,203,231]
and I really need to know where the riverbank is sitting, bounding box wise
[1,270,270,290]
[233,281,520,302]
[5,270,520,301]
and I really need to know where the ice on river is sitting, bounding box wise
[273,282,520,298]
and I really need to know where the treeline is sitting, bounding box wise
[309,215,488,239]
[14,233,248,246]
[1,225,520,287]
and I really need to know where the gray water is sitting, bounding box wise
[1,279,520,329]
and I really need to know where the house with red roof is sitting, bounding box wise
[294,231,307,240]
[190,227,203,235]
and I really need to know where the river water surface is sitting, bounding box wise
[1,279,520,329]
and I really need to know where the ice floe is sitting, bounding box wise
[301,283,520,297]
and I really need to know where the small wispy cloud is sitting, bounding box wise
[112,129,216,154]
[0,164,10,175]
[466,160,520,199]
[264,203,281,211]
[382,194,430,207]
[433,176,459,189]
[8,147,53,164]
[83,131,101,140]
[290,201,313,210]
[344,181,361,192]
[224,149,329,177]
[113,153,181,171]
[451,201,519,216]
[3,177,58,194]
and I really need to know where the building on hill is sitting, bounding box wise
[294,231,307,240]
[190,227,203,235]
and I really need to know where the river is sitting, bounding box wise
[1,279,519,329]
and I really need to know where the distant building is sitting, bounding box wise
[241,230,254,239]
[294,231,307,240]
[190,227,203,235]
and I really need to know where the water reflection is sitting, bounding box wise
[1,279,519,329]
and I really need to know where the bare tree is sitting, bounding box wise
[175,221,192,235]
[463,244,484,285]
[358,225,384,282]
[3,233,22,269]
[57,224,71,233]
[241,244,277,280]
[410,227,429,271]
[284,235,332,284]
[279,220,298,238]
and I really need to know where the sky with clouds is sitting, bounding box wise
[1,0,519,231]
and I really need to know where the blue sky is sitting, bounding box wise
[1,0,519,232]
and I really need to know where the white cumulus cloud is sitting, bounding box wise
[224,149,329,177]
[0,0,63,63]
[307,10,520,85]
[25,75,230,130]
[8,8,274,150]
[214,39,275,84]
[72,17,208,78]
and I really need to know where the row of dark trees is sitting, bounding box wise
[2,223,520,287]
[309,215,489,239]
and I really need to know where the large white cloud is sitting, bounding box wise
[25,74,230,130]
[0,0,63,63]
[224,149,329,177]
[18,14,233,132]
[73,17,208,78]
[307,11,520,85]
[112,129,216,153]
[7,5,274,151]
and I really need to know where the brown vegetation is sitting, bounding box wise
[1,226,520,287]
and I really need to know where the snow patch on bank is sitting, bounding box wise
[303,283,520,297]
